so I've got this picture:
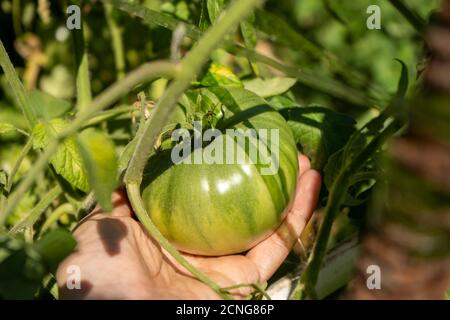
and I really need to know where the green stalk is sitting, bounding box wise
[0,61,177,225]
[83,105,132,127]
[298,121,401,299]
[71,4,92,111]
[39,203,75,237]
[9,185,62,235]
[105,3,126,80]
[0,40,37,129]
[5,138,33,194]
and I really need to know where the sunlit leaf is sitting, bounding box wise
[32,119,89,192]
[200,64,242,87]
[244,77,297,98]
[78,128,118,212]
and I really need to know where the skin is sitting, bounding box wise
[56,155,321,299]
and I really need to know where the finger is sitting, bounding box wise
[246,169,321,281]
[298,154,311,174]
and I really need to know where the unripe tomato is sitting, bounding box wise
[141,87,298,256]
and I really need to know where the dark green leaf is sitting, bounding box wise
[32,118,90,192]
[394,59,409,101]
[240,13,257,49]
[268,94,299,110]
[78,128,118,212]
[281,106,356,170]
[0,236,45,299]
[199,0,210,31]
[207,0,224,24]
[34,229,77,274]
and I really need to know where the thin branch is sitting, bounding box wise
[9,185,62,235]
[5,138,33,193]
[0,40,37,129]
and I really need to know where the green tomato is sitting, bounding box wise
[141,87,299,256]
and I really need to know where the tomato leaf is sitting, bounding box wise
[198,0,210,31]
[34,228,77,274]
[32,119,90,192]
[78,128,118,212]
[0,236,45,299]
[240,13,257,50]
[268,94,299,110]
[243,77,297,98]
[27,90,72,121]
[200,64,243,87]
[281,106,356,170]
[207,0,224,24]
[0,230,75,299]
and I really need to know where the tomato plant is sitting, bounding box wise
[0,0,448,300]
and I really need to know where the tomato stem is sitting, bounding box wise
[294,120,401,299]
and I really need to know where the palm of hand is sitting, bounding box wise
[56,155,321,299]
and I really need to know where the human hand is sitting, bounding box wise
[56,155,321,299]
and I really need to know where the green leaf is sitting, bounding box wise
[34,229,77,274]
[393,59,409,103]
[0,122,16,135]
[268,94,299,110]
[207,0,224,24]
[78,128,118,212]
[199,0,210,31]
[281,106,356,170]
[0,236,45,299]
[27,90,72,121]
[200,64,243,87]
[240,13,257,49]
[32,118,90,192]
[324,149,378,206]
[0,39,37,128]
[243,77,297,98]
[0,230,75,299]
